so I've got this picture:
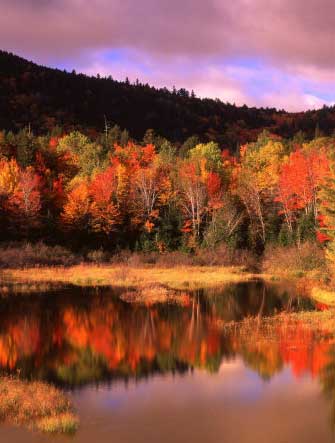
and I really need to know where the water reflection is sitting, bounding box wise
[0,281,323,386]
[1,281,335,442]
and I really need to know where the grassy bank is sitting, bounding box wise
[1,241,334,305]
[0,377,78,434]
[261,242,335,304]
[0,264,257,293]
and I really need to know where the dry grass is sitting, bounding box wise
[0,377,78,434]
[120,284,192,305]
[36,412,79,434]
[1,264,257,292]
[261,242,332,302]
[220,310,335,338]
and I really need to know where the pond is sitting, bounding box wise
[0,280,334,443]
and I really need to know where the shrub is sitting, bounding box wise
[86,249,109,264]
[108,245,258,270]
[195,245,258,270]
[262,241,326,274]
[0,242,80,268]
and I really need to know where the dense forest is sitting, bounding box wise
[1,125,335,261]
[2,50,335,150]
[2,50,335,267]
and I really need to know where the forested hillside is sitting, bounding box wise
[1,50,335,149]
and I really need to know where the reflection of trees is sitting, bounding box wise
[240,347,283,381]
[201,281,314,323]
[55,348,110,385]
[0,286,332,390]
[0,293,227,384]
[187,295,203,341]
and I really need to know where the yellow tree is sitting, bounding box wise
[0,159,20,232]
[235,139,285,245]
[177,158,209,242]
[0,159,20,197]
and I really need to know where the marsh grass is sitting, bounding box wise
[0,281,66,295]
[1,264,257,293]
[120,283,192,305]
[220,310,335,340]
[0,377,78,434]
[36,413,79,434]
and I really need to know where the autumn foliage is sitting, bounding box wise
[276,149,329,232]
[0,128,335,258]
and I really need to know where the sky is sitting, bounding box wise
[1,0,335,111]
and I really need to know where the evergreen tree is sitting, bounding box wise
[319,166,335,263]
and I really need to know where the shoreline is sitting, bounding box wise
[0,263,334,305]
[0,264,259,292]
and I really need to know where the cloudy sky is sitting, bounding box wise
[1,0,335,111]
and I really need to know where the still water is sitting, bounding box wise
[0,281,334,443]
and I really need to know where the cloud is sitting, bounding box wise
[77,50,250,104]
[70,50,334,111]
[1,0,335,110]
[2,0,335,66]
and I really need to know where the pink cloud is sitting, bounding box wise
[2,0,335,67]
[1,0,335,110]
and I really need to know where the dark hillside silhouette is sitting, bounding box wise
[1,50,335,148]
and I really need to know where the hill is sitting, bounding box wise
[1,50,335,147]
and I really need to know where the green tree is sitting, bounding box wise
[10,128,38,168]
[319,165,335,264]
[179,135,200,158]
[189,142,222,173]
[58,132,106,176]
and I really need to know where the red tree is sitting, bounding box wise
[276,148,329,232]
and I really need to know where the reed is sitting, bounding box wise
[1,264,256,292]
[0,377,78,434]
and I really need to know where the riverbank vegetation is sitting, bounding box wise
[0,377,78,434]
[1,264,255,293]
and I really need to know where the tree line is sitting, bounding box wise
[1,125,335,261]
